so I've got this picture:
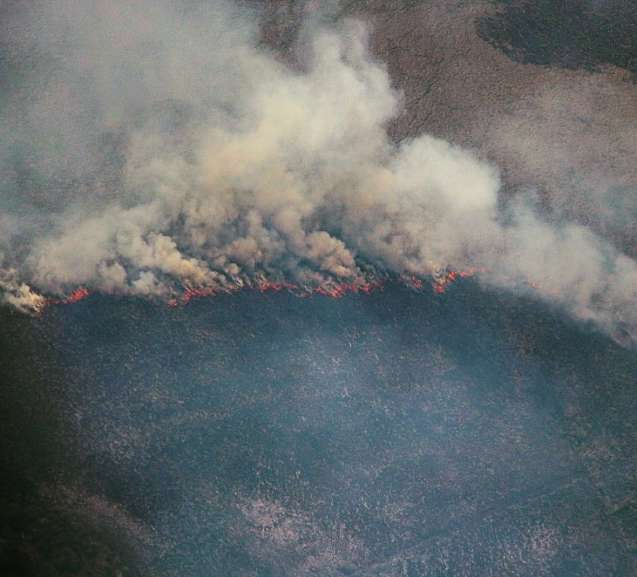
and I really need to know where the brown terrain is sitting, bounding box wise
[262,0,637,254]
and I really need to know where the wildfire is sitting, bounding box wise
[172,277,385,305]
[44,267,486,310]
[430,267,486,294]
[63,287,90,304]
[256,279,297,293]
[181,286,223,304]
[400,267,485,294]
[313,279,383,298]
[41,287,91,308]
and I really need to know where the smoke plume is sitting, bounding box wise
[0,0,635,344]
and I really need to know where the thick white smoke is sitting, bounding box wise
[0,0,635,344]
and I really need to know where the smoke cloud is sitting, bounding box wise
[0,0,635,344]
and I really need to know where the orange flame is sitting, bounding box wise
[45,267,488,310]
[44,287,91,308]
[63,287,90,304]
[431,267,486,294]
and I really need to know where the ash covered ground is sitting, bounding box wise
[1,1,637,576]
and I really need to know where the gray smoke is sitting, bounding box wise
[0,0,635,344]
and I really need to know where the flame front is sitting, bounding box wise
[45,269,488,312]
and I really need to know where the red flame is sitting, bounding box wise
[182,286,221,304]
[313,279,383,299]
[44,287,91,307]
[63,287,90,304]
[430,267,486,294]
[46,267,487,310]
[402,276,424,290]
[174,277,385,305]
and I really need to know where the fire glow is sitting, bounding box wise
[44,287,91,308]
[172,277,386,306]
[46,268,484,312]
